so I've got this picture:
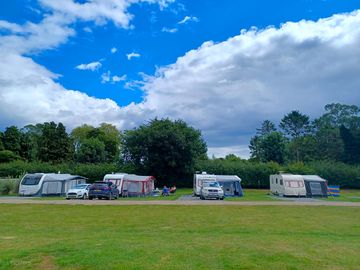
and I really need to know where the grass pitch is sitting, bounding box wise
[0,204,359,270]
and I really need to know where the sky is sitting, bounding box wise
[1,0,360,158]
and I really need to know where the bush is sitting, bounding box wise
[0,178,20,195]
[0,150,21,163]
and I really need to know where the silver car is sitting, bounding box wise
[200,181,224,200]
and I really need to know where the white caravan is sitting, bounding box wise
[270,174,306,197]
[19,173,87,196]
[103,173,155,197]
[193,172,217,196]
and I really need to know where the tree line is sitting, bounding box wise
[249,103,360,165]
[0,119,207,186]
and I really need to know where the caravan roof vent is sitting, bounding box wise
[202,172,207,175]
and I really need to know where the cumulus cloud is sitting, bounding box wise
[0,0,172,130]
[2,7,360,158]
[76,61,102,71]
[178,16,199,24]
[162,27,178,33]
[126,52,141,60]
[141,10,360,157]
[39,0,174,28]
[111,47,117,54]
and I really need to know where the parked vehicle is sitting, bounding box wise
[88,182,119,200]
[200,181,224,200]
[270,174,306,197]
[66,184,91,200]
[193,172,217,196]
[18,173,87,197]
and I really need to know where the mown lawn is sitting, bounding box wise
[0,204,359,270]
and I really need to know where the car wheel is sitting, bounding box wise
[66,198,70,200]
[200,195,204,200]
[88,196,93,200]
[220,197,224,200]
[108,193,112,200]
[83,193,88,200]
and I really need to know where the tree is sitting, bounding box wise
[258,132,286,164]
[0,131,4,151]
[97,123,121,162]
[280,111,310,139]
[3,126,21,155]
[121,118,207,186]
[315,103,360,129]
[71,123,121,163]
[250,120,278,161]
[340,125,360,164]
[38,122,72,163]
[20,124,43,161]
[256,120,276,136]
[76,138,106,163]
[314,127,344,161]
[285,135,317,162]
[0,150,21,163]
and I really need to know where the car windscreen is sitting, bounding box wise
[22,175,42,185]
[74,185,87,189]
[203,182,220,187]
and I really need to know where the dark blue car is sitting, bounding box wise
[88,182,119,200]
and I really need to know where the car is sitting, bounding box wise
[200,181,224,200]
[66,184,91,200]
[88,181,119,200]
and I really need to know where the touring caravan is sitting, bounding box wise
[19,173,87,196]
[193,172,217,196]
[270,174,306,197]
[103,173,155,197]
[215,175,243,197]
[302,175,328,197]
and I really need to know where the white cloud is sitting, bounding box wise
[83,27,92,33]
[2,8,360,159]
[111,47,117,54]
[101,71,126,84]
[140,10,360,157]
[76,61,102,71]
[39,0,174,28]
[112,75,127,82]
[178,16,199,24]
[126,52,141,60]
[162,27,178,33]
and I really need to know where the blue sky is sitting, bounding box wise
[1,0,360,157]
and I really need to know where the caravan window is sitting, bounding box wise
[280,179,283,186]
[22,175,41,185]
[285,180,304,188]
[276,178,278,184]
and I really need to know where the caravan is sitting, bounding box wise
[193,172,217,196]
[270,174,306,197]
[103,173,155,197]
[19,173,87,196]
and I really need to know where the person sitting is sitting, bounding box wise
[162,186,170,196]
[169,185,177,194]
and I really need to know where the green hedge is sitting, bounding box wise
[0,160,359,188]
[0,161,118,182]
[196,160,360,189]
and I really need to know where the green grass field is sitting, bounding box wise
[0,204,359,270]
